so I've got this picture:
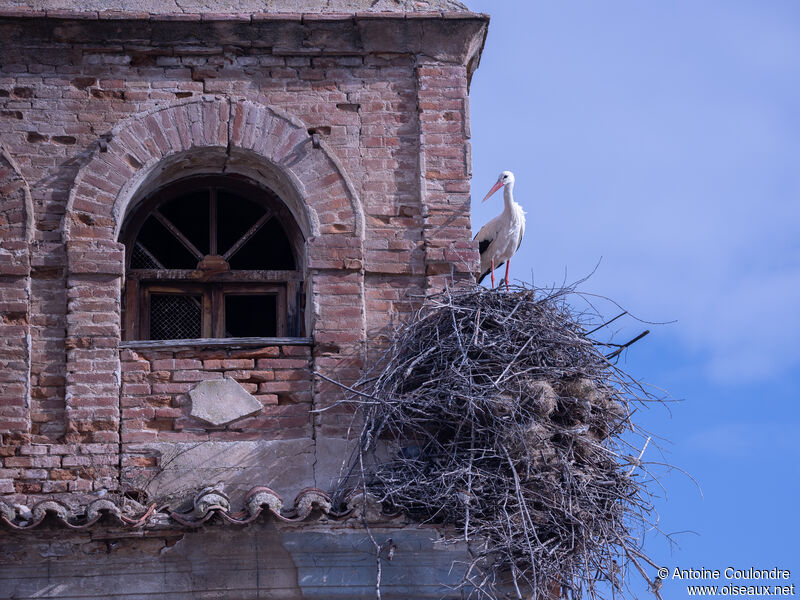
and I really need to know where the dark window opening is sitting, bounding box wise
[217,191,265,256]
[121,176,304,341]
[225,294,278,337]
[130,242,162,270]
[159,190,211,256]
[136,216,197,269]
[228,218,295,271]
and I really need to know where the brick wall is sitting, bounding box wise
[0,149,31,440]
[0,11,487,506]
[120,344,312,443]
[120,343,313,491]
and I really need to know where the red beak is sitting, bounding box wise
[482,180,504,202]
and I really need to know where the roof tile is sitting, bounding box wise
[0,488,398,531]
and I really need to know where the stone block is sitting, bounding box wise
[188,377,264,427]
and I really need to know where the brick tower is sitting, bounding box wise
[0,1,488,596]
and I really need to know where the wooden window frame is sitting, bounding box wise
[139,283,288,339]
[140,283,210,340]
[121,176,305,342]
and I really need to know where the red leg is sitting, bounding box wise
[505,260,510,289]
[490,258,495,289]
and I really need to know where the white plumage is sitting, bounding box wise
[474,171,526,288]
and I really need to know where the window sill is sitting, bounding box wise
[120,336,313,350]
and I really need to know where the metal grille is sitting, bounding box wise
[130,242,162,269]
[149,294,202,340]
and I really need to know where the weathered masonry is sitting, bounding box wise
[0,1,487,597]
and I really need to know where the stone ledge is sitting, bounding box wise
[120,336,313,350]
[0,9,489,23]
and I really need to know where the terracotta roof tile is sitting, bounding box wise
[0,488,396,531]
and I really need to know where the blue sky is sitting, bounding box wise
[467,1,800,596]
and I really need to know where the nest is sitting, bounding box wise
[333,285,666,599]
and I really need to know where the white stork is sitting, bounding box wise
[474,171,526,289]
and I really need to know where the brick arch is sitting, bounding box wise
[0,145,33,435]
[64,96,364,244]
[0,146,34,243]
[60,97,367,447]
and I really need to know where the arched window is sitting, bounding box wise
[121,176,304,341]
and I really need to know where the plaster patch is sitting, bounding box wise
[127,439,316,505]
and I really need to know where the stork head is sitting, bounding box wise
[482,170,515,202]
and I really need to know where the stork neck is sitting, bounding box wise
[503,181,515,210]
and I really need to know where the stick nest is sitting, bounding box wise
[336,285,665,599]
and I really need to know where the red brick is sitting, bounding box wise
[49,469,76,481]
[4,457,33,468]
[203,359,254,370]
[172,370,221,382]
